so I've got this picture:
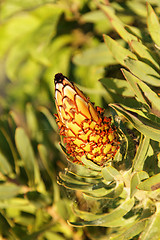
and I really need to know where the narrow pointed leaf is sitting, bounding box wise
[112,219,148,240]
[0,152,13,175]
[58,172,93,191]
[102,166,121,181]
[100,77,135,97]
[15,127,44,190]
[103,35,137,66]
[0,183,21,200]
[147,3,160,48]
[132,135,150,172]
[85,182,124,199]
[0,127,19,174]
[38,144,60,202]
[81,156,101,171]
[69,198,135,226]
[124,58,160,87]
[110,104,160,142]
[26,103,38,139]
[131,171,149,197]
[130,40,159,69]
[38,106,58,132]
[66,171,102,184]
[73,43,116,66]
[122,69,160,114]
[140,207,160,240]
[138,173,160,191]
[100,5,137,42]
[0,198,35,212]
[122,69,147,105]
[73,206,137,227]
[15,128,35,186]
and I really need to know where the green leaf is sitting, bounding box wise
[140,206,160,240]
[1,0,54,19]
[147,3,160,48]
[6,37,29,81]
[122,69,150,106]
[138,173,160,191]
[65,171,102,184]
[0,127,19,174]
[38,144,61,203]
[26,103,39,139]
[100,5,137,42]
[100,77,135,97]
[110,104,160,142]
[0,152,13,176]
[58,170,122,198]
[132,135,150,172]
[38,144,54,180]
[0,212,11,237]
[69,198,135,226]
[15,127,44,189]
[126,1,147,17]
[112,219,148,240]
[103,35,137,66]
[0,198,35,213]
[102,166,121,181]
[44,232,66,240]
[81,10,106,22]
[130,40,159,69]
[81,156,102,171]
[85,182,124,199]
[0,183,21,200]
[73,43,116,66]
[122,69,160,117]
[73,206,137,227]
[58,172,94,191]
[26,191,51,208]
[38,106,58,132]
[130,171,149,197]
[124,58,160,87]
[0,14,39,59]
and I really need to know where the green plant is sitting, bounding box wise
[56,2,160,240]
[1,0,160,239]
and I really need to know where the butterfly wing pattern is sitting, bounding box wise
[54,73,120,166]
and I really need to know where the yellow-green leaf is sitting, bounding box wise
[103,35,137,66]
[147,3,160,48]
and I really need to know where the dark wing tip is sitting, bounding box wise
[54,73,65,84]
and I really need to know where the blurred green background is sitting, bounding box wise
[1,0,160,239]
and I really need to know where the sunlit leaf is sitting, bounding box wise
[100,5,137,42]
[103,35,137,66]
[102,166,121,181]
[0,152,13,176]
[130,40,159,69]
[147,3,160,48]
[69,198,135,226]
[15,127,44,190]
[138,173,160,191]
[73,43,116,66]
[0,183,21,200]
[140,207,160,240]
[110,104,160,142]
[100,77,135,97]
[124,58,160,87]
[131,171,149,197]
[132,135,150,172]
[112,219,148,240]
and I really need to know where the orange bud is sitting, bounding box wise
[54,73,120,166]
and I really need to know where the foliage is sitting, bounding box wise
[1,0,160,239]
